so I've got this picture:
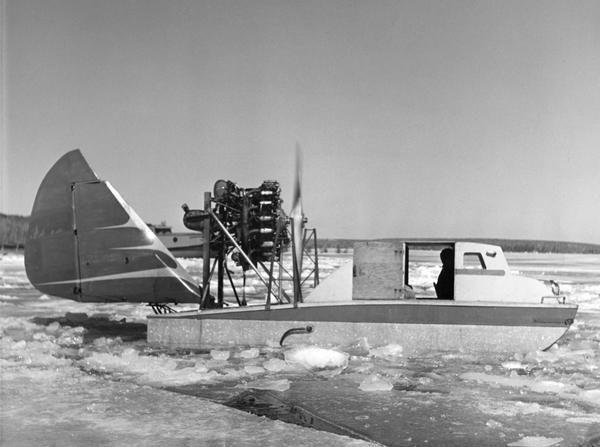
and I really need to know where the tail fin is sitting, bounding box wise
[25,150,201,303]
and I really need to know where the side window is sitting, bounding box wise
[463,253,486,270]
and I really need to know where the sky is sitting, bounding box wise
[2,0,600,242]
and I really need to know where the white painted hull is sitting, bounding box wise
[149,318,569,354]
[148,300,576,354]
[157,233,203,258]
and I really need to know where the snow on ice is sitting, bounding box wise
[3,252,600,446]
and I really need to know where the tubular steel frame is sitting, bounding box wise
[199,191,319,310]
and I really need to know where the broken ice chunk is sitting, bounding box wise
[284,346,348,371]
[486,419,503,429]
[263,358,287,372]
[501,361,526,370]
[359,374,393,392]
[507,436,563,447]
[243,379,291,392]
[210,350,230,361]
[239,348,260,359]
[369,344,403,358]
[244,365,266,375]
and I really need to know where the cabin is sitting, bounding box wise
[349,241,552,304]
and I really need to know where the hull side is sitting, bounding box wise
[157,233,203,258]
[148,301,576,353]
[149,319,569,354]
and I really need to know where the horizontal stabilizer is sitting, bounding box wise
[25,150,201,303]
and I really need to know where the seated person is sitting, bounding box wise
[434,248,454,299]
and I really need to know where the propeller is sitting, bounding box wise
[289,144,305,302]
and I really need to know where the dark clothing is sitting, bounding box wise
[435,266,454,300]
[435,248,454,299]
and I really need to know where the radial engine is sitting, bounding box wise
[182,179,290,270]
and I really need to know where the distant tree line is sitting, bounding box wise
[445,238,600,254]
[318,237,600,254]
[0,213,29,249]
[2,213,600,254]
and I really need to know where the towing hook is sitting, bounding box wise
[280,325,313,346]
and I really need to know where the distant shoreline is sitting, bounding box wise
[318,238,600,254]
[2,213,600,254]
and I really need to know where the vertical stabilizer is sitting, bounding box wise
[25,150,201,303]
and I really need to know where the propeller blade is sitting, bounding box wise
[290,144,304,299]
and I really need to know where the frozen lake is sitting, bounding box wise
[1,251,599,446]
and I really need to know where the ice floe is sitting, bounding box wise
[369,343,404,358]
[240,378,291,392]
[244,365,266,375]
[239,347,260,359]
[284,346,349,371]
[210,349,231,361]
[507,436,563,447]
[263,358,287,372]
[461,371,600,407]
[359,374,394,392]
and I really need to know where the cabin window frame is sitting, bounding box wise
[462,252,487,270]
[404,242,455,299]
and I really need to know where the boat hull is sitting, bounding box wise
[148,300,577,354]
[157,233,203,258]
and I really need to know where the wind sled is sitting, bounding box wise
[25,150,578,354]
